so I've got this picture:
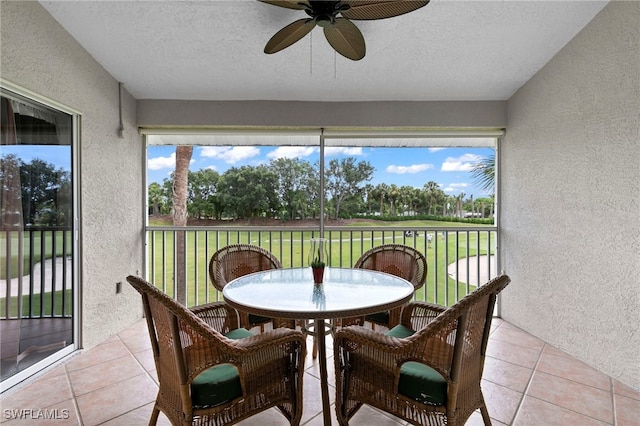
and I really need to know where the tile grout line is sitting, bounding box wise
[62,362,82,426]
[72,332,156,426]
[118,331,158,383]
[484,316,511,425]
[95,332,160,424]
[516,344,616,425]
[507,341,546,425]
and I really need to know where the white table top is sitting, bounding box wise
[222,267,414,320]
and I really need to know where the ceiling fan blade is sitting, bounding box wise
[323,18,365,61]
[341,0,430,20]
[264,19,316,54]
[258,0,308,11]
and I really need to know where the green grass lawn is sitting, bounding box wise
[148,220,496,307]
[0,289,73,318]
[0,230,72,280]
[1,220,495,318]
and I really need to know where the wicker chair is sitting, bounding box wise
[127,275,306,426]
[352,244,427,329]
[333,274,511,426]
[209,244,289,330]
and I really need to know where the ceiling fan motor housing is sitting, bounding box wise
[261,0,430,60]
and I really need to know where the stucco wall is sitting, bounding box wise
[1,1,145,348]
[501,1,640,388]
[3,0,638,390]
[137,99,506,128]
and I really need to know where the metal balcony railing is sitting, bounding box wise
[1,227,73,320]
[146,225,498,308]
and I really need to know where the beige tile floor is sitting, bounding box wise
[1,318,638,425]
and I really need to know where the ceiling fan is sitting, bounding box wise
[259,1,430,61]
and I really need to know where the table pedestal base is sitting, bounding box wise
[315,319,332,426]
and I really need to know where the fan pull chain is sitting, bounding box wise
[334,50,337,79]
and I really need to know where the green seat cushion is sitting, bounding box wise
[191,328,253,408]
[386,324,416,339]
[385,326,447,405]
[191,363,242,408]
[365,311,390,325]
[223,328,254,340]
[398,361,447,405]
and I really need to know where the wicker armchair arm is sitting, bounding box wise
[400,301,447,330]
[335,325,411,351]
[190,301,240,332]
[221,328,307,397]
[179,318,305,395]
[230,327,305,350]
[335,319,457,394]
[334,326,415,397]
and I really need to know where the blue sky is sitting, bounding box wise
[2,145,71,170]
[148,145,495,199]
[1,143,494,199]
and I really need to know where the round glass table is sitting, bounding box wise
[223,267,414,425]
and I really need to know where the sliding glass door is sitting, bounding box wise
[1,87,78,390]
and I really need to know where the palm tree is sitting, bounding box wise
[173,145,193,305]
[173,146,192,226]
[471,153,495,196]
[456,192,465,218]
[424,181,440,215]
[371,183,389,216]
[388,184,400,216]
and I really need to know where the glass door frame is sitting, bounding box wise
[0,80,81,392]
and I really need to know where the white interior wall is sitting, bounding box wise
[1,1,144,349]
[501,1,639,389]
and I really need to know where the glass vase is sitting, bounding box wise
[308,238,329,284]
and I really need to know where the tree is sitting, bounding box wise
[187,168,220,219]
[423,181,442,216]
[1,155,71,227]
[148,182,167,216]
[399,185,421,216]
[475,197,494,218]
[325,158,374,219]
[370,183,389,216]
[387,184,400,216]
[173,145,193,305]
[173,146,192,226]
[456,192,465,217]
[270,158,315,220]
[0,154,24,228]
[218,165,279,219]
[471,153,495,196]
[363,184,374,214]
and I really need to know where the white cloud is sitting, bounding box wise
[441,153,482,172]
[444,182,469,193]
[386,164,434,174]
[200,146,260,163]
[148,153,176,170]
[325,147,364,156]
[267,146,316,159]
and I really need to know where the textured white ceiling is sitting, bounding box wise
[38,0,608,102]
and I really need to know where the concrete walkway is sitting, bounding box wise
[447,255,495,286]
[1,257,72,298]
